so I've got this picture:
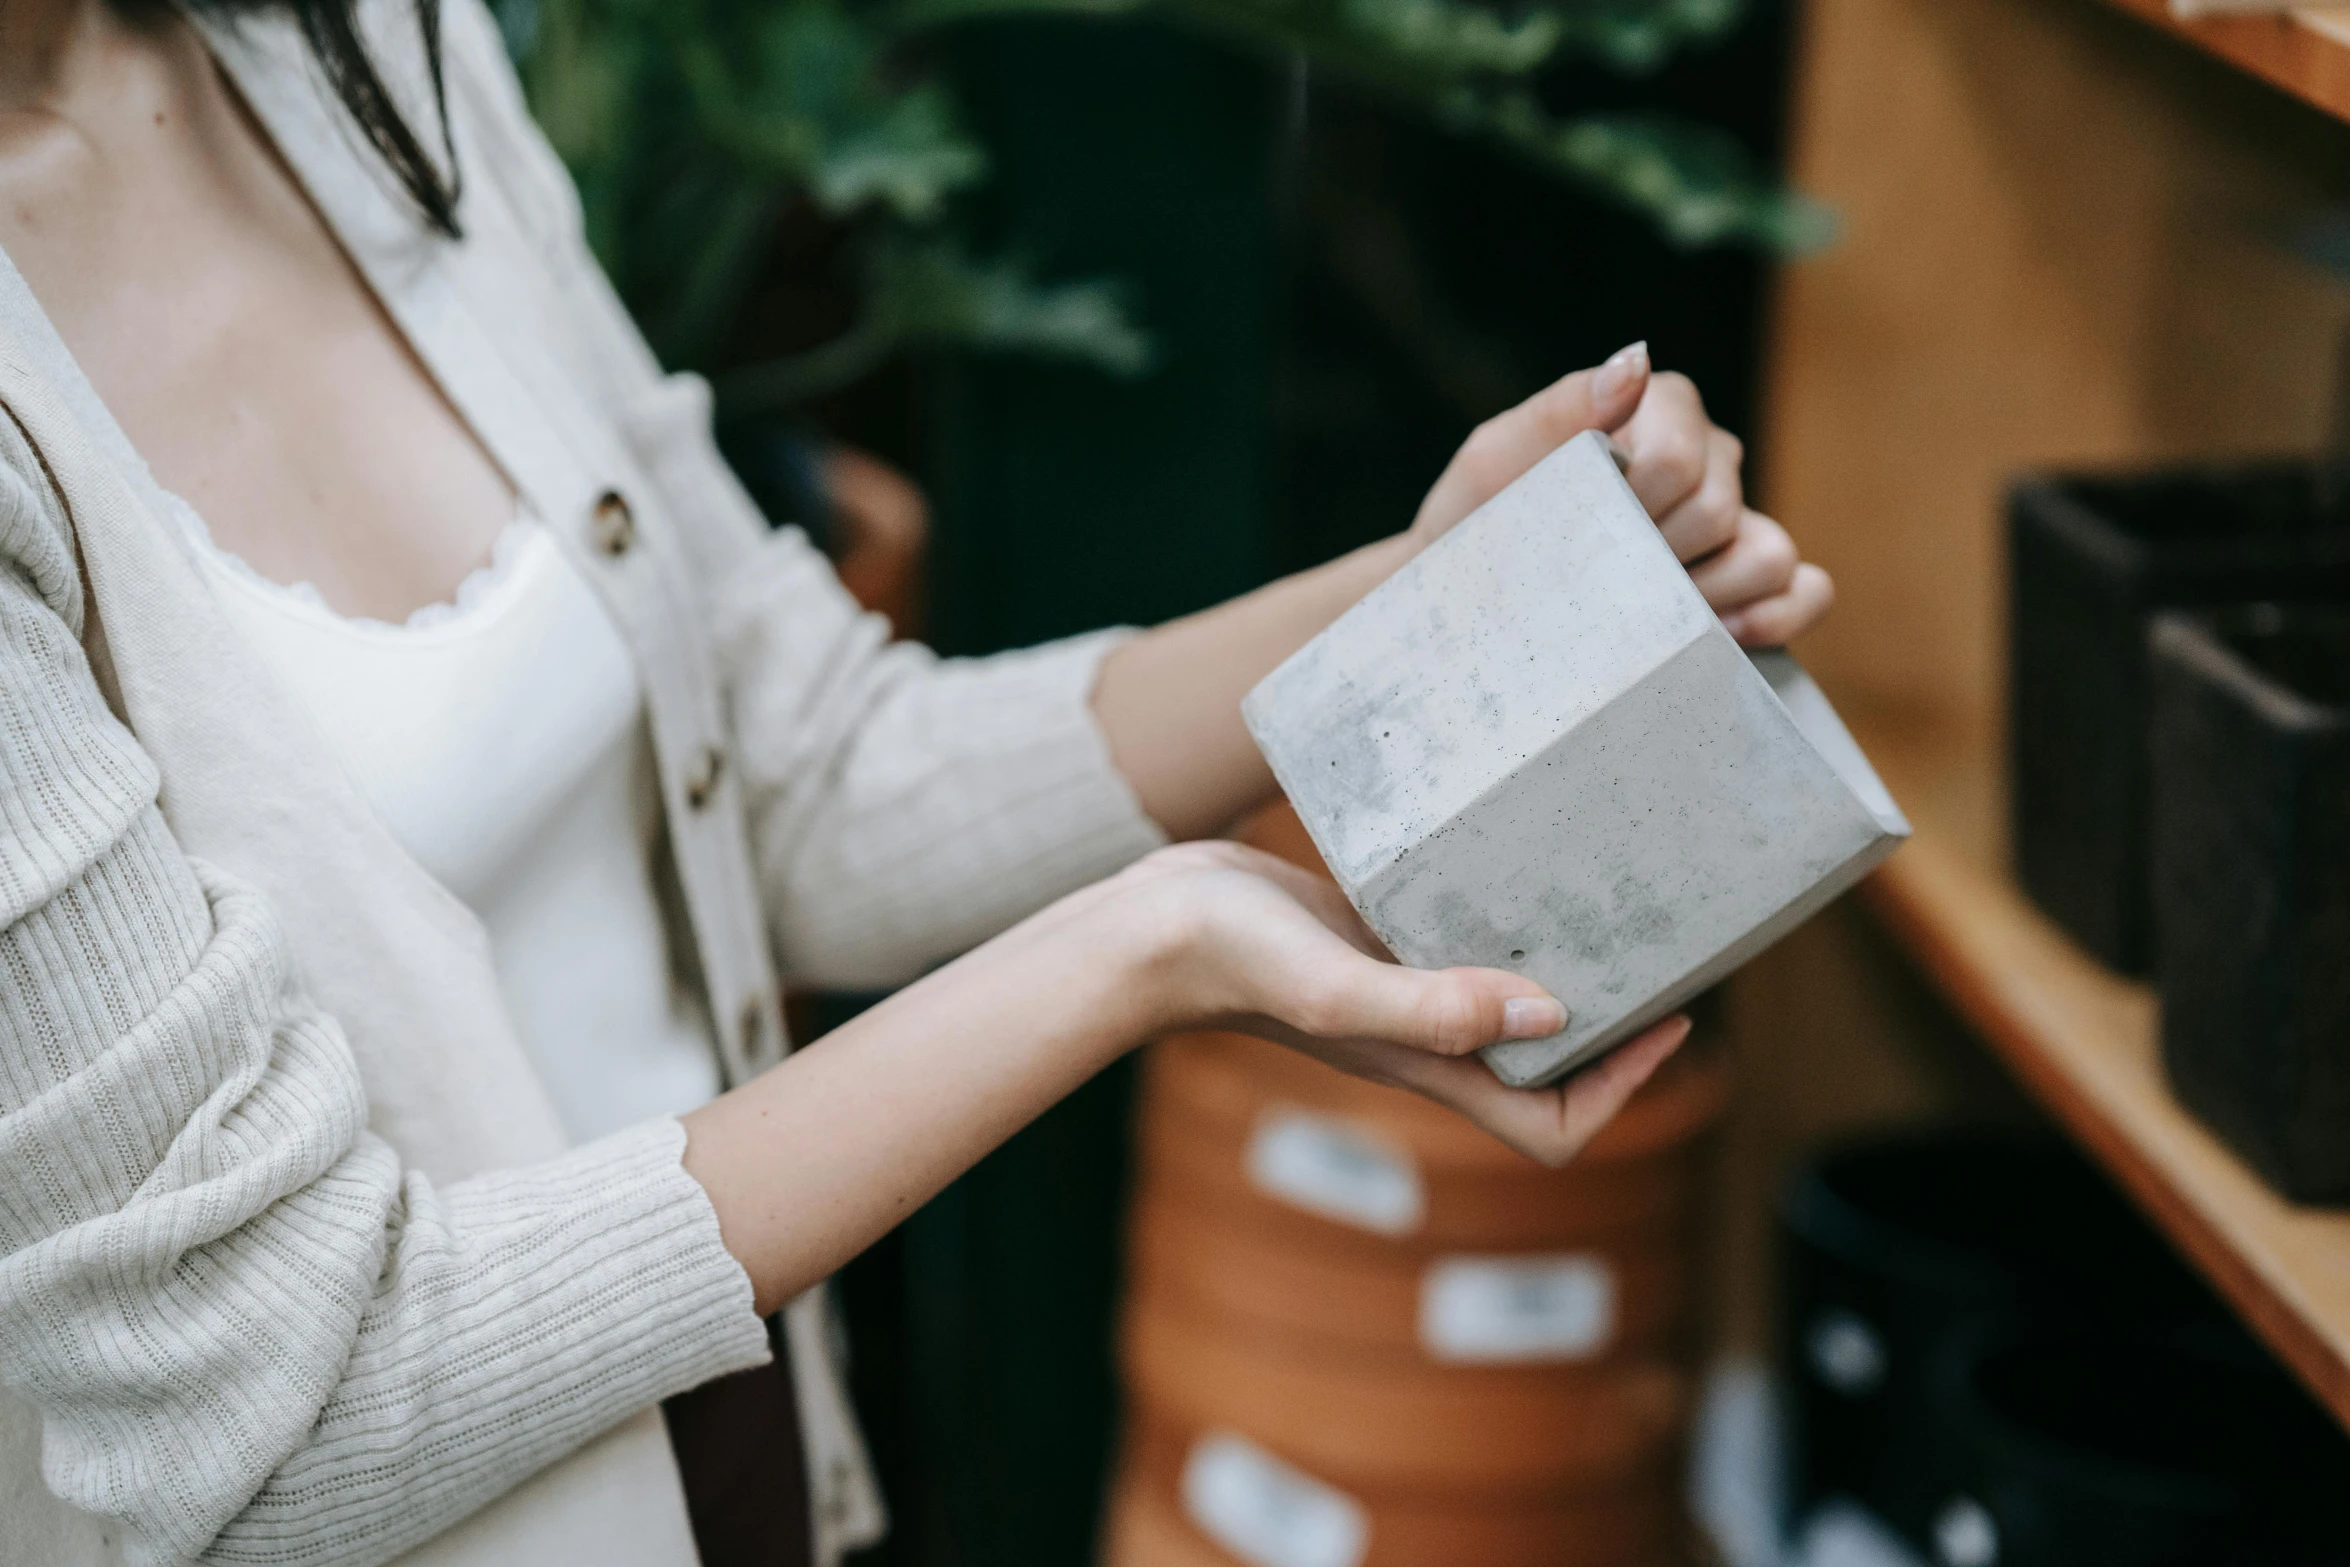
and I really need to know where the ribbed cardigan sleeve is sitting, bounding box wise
[711,525,1170,991]
[0,456,771,1564]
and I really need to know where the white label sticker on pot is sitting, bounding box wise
[1418,1254,1616,1362]
[1245,1111,1424,1235]
[1181,1431,1369,1567]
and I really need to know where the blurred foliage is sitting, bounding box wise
[493,0,1830,412]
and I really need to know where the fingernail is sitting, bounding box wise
[1592,341,1649,407]
[1502,996,1569,1039]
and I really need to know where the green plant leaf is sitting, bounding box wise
[808,85,990,219]
[716,238,1150,412]
[886,0,1148,32]
[1337,0,1563,76]
[495,0,1833,398]
[1485,101,1837,250]
[1547,0,1742,72]
[670,0,990,221]
[874,239,1152,371]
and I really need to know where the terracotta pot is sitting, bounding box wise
[1149,1029,1730,1170]
[1102,1422,1681,1567]
[1135,1030,1726,1253]
[1120,1291,1688,1500]
[1101,1461,1233,1567]
[1128,1189,1690,1365]
[1235,798,1334,875]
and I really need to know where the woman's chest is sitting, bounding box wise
[191,511,649,905]
[0,14,515,624]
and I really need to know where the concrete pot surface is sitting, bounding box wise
[1244,430,1908,1086]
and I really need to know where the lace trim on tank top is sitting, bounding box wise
[164,487,536,633]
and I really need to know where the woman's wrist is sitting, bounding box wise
[1347,527,1430,596]
[684,876,1197,1311]
[1015,841,1338,1054]
[1021,863,1222,1052]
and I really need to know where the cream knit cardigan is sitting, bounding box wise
[0,4,1166,1565]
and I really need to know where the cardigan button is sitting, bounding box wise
[590,490,635,556]
[683,744,726,810]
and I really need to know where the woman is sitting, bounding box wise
[0,2,1833,1564]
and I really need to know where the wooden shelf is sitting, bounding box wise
[2104,0,2350,124]
[1846,708,2350,1432]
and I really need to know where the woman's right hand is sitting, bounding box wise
[1045,840,1690,1166]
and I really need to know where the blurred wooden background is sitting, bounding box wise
[1712,0,2350,1363]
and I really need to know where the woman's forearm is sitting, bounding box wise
[1091,531,1420,841]
[1082,348,1839,843]
[680,893,1164,1314]
[683,830,1686,1315]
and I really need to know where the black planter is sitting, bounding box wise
[1778,1130,2210,1552]
[2008,463,2350,973]
[1926,1322,2350,1566]
[2150,607,2350,1203]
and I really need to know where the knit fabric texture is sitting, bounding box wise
[0,435,772,1564]
[0,1,1169,1557]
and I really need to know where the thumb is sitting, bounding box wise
[1481,340,1654,464]
[1413,341,1650,539]
[1280,958,1570,1058]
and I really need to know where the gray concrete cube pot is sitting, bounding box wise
[1243,430,1909,1088]
[2150,606,2350,1204]
[2009,464,2350,974]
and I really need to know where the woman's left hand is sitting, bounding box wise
[1408,342,1834,648]
[1033,839,1690,1167]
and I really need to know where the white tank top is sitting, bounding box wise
[176,498,723,1144]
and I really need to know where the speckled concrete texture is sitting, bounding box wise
[1244,430,1909,1087]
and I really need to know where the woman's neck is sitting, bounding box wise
[0,0,112,107]
[0,0,526,624]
